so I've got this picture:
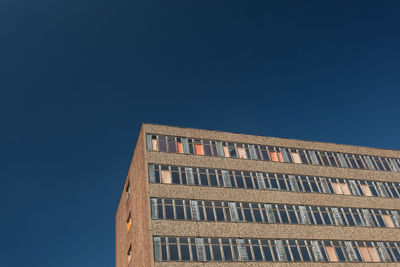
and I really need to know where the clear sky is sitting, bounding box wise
[1,1,400,266]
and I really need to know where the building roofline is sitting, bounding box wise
[141,122,400,153]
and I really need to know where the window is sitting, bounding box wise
[161,169,172,184]
[340,183,351,195]
[151,135,158,151]
[150,197,400,230]
[325,245,338,262]
[290,151,302,163]
[194,140,204,155]
[148,164,400,199]
[269,148,279,162]
[127,245,132,263]
[153,236,400,263]
[146,134,400,173]
[237,145,247,159]
[361,184,373,196]
[125,182,131,202]
[382,214,395,228]
[126,213,131,232]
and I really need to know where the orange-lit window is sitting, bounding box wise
[194,141,204,155]
[331,182,343,194]
[151,137,158,151]
[223,146,230,157]
[269,151,279,162]
[361,185,373,196]
[340,183,351,195]
[126,213,131,232]
[358,246,372,262]
[161,170,172,184]
[277,151,284,162]
[325,246,338,262]
[382,214,395,228]
[237,147,247,159]
[177,141,183,153]
[367,246,380,262]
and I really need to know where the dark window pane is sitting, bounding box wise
[176,206,184,220]
[322,212,332,225]
[300,247,310,261]
[236,176,245,188]
[391,248,400,261]
[158,136,167,152]
[313,211,323,225]
[213,245,222,260]
[209,174,218,186]
[302,178,311,192]
[223,246,233,261]
[263,246,273,261]
[253,209,262,222]
[165,206,174,219]
[180,245,190,261]
[200,174,208,186]
[291,246,302,261]
[244,209,253,222]
[158,204,163,219]
[280,211,289,224]
[253,245,263,261]
[375,214,385,227]
[246,246,253,261]
[289,210,298,224]
[205,244,211,260]
[186,206,191,220]
[172,172,180,184]
[335,247,346,262]
[346,214,355,226]
[310,180,319,192]
[206,207,215,221]
[278,179,287,190]
[270,177,279,189]
[245,177,254,189]
[169,244,179,260]
[191,244,198,261]
[167,137,177,153]
[215,208,224,221]
[162,244,167,260]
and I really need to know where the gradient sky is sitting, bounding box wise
[1,1,400,266]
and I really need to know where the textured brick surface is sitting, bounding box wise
[152,220,400,241]
[150,183,400,210]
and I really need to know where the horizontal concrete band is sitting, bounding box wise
[149,184,400,210]
[155,263,400,267]
[151,221,400,242]
[146,152,400,183]
[143,124,400,158]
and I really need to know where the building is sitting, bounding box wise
[115,123,400,266]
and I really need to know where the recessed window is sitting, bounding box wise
[126,213,131,232]
[126,182,131,202]
[127,245,132,263]
[161,170,172,184]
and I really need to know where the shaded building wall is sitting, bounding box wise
[116,128,151,267]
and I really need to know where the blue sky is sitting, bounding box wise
[1,1,400,266]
